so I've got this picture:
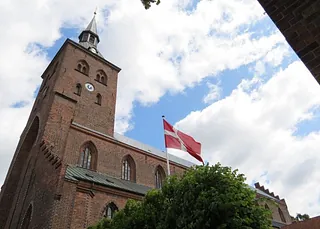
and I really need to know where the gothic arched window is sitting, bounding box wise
[96,70,107,85]
[96,74,100,82]
[278,207,286,222]
[79,142,97,170]
[104,202,118,219]
[121,155,136,182]
[76,60,89,75]
[101,76,105,84]
[264,204,269,210]
[96,94,102,105]
[155,165,166,189]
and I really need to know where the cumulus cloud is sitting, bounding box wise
[174,61,320,216]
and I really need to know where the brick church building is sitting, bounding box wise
[0,14,292,229]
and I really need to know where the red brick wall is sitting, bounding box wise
[257,0,320,83]
[68,186,131,229]
[63,126,186,188]
[282,216,320,229]
[53,41,119,137]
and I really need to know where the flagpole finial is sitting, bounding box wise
[162,115,165,119]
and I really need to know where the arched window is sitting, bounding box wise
[75,84,82,96]
[155,165,166,189]
[76,60,89,75]
[77,63,82,71]
[104,202,118,219]
[21,204,32,229]
[278,208,286,222]
[96,70,107,85]
[264,204,269,210]
[79,142,97,170]
[96,74,100,81]
[121,155,136,182]
[96,94,102,105]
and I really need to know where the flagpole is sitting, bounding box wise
[162,115,171,176]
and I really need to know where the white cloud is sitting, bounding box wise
[203,82,222,104]
[175,61,320,217]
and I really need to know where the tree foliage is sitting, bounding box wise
[89,163,272,229]
[295,213,310,221]
[141,0,160,9]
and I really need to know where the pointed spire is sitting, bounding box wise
[78,9,103,57]
[85,11,98,35]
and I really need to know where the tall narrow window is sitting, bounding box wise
[265,204,269,210]
[278,208,286,222]
[79,147,92,169]
[89,35,95,44]
[101,76,105,84]
[96,94,102,105]
[75,84,82,96]
[155,165,166,189]
[96,74,100,82]
[104,203,118,219]
[121,155,135,181]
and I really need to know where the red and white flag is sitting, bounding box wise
[163,119,203,163]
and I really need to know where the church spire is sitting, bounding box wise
[78,10,103,57]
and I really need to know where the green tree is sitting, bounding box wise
[89,163,272,229]
[295,213,310,221]
[141,0,160,9]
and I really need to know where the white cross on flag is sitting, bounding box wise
[163,119,203,163]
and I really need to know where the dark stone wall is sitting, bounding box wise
[257,0,320,83]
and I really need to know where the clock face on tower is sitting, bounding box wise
[85,83,95,92]
[89,47,97,54]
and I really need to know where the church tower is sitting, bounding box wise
[0,12,190,229]
[0,13,121,228]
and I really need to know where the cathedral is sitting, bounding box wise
[0,14,292,229]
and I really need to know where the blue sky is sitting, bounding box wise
[40,11,306,152]
[1,0,320,217]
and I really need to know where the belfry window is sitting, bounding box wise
[76,60,89,75]
[104,203,118,219]
[79,147,92,169]
[82,33,89,42]
[96,70,107,85]
[89,35,95,44]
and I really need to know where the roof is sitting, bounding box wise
[85,14,98,35]
[113,132,195,168]
[65,165,151,195]
[272,220,287,228]
[249,186,280,202]
[282,216,320,229]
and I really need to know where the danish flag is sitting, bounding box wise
[163,119,203,163]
